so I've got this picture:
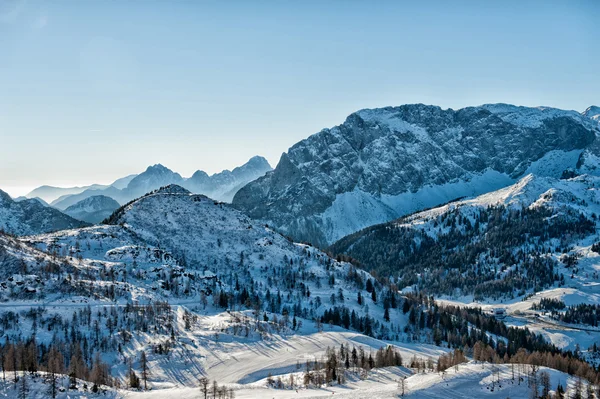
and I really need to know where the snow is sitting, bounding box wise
[482,103,595,129]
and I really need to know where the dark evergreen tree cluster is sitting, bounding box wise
[330,205,593,300]
[553,303,600,327]
[532,298,566,312]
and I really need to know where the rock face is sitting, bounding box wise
[0,189,89,235]
[64,195,121,224]
[233,104,599,247]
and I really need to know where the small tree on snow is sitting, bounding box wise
[140,351,149,390]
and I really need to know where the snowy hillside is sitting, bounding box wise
[233,103,600,247]
[331,173,600,298]
[0,184,442,395]
[0,183,597,397]
[0,189,89,235]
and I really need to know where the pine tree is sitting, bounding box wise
[212,380,219,398]
[539,371,550,399]
[199,377,209,399]
[140,351,149,390]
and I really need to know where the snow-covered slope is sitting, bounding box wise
[330,173,600,301]
[0,188,89,235]
[64,195,121,224]
[26,184,397,330]
[233,104,599,247]
[2,184,420,391]
[3,182,598,397]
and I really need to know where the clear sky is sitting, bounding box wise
[1,0,598,196]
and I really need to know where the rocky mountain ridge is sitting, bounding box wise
[233,103,600,247]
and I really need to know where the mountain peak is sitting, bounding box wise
[145,163,172,173]
[0,189,13,204]
[153,184,191,195]
[583,106,600,120]
[246,155,271,167]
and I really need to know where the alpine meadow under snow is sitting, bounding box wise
[2,103,600,398]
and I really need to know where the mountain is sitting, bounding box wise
[184,155,272,202]
[52,185,123,210]
[27,174,136,209]
[110,173,138,189]
[0,188,89,235]
[583,105,600,122]
[26,184,107,203]
[125,164,185,200]
[14,196,48,206]
[329,173,600,301]
[63,195,121,224]
[233,103,600,247]
[51,164,180,209]
[52,156,272,209]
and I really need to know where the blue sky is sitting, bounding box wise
[1,0,598,196]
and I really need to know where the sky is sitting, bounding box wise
[0,0,598,197]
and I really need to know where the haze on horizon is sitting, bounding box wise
[1,0,598,197]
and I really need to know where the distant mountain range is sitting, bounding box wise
[1,156,271,235]
[233,103,600,247]
[47,156,272,210]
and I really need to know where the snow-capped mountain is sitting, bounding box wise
[583,105,600,123]
[64,195,121,224]
[233,103,600,247]
[0,189,89,235]
[51,156,272,210]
